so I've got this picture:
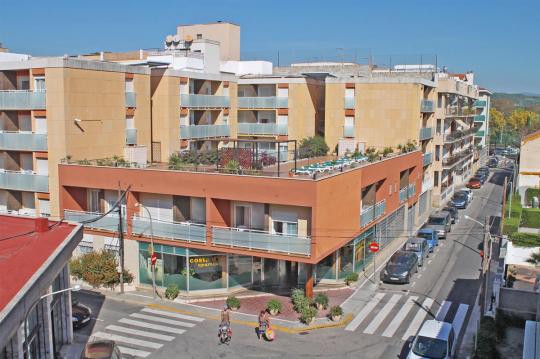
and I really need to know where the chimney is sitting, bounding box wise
[35,217,49,233]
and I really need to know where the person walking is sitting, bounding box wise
[257,310,268,341]
[219,305,232,343]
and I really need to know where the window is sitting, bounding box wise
[234,205,250,227]
[437,94,443,108]
[435,145,440,161]
[38,199,50,217]
[88,190,101,213]
[34,77,46,91]
[436,119,442,134]
[34,117,47,134]
[196,33,202,39]
[434,171,439,187]
[272,221,298,236]
[126,116,135,129]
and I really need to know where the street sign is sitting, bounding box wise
[369,242,380,253]
[151,253,157,266]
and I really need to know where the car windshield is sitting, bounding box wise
[412,336,448,359]
[428,217,445,225]
[386,264,407,273]
[389,255,410,266]
[405,242,420,251]
[453,194,467,200]
[417,232,431,240]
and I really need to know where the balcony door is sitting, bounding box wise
[234,205,251,228]
[271,211,298,236]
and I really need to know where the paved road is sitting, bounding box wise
[73,169,510,358]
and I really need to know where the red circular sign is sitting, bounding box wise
[151,253,157,265]
[369,242,380,253]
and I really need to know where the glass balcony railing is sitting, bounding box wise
[361,205,375,227]
[180,94,230,108]
[343,125,355,138]
[237,97,288,109]
[344,97,355,109]
[399,187,408,202]
[64,209,125,232]
[423,152,433,166]
[0,90,46,110]
[0,170,48,192]
[237,123,287,136]
[408,183,416,198]
[420,99,434,113]
[374,200,386,219]
[132,216,207,243]
[419,127,434,141]
[180,124,231,139]
[212,226,311,256]
[474,115,486,122]
[476,130,485,137]
[125,128,137,145]
[474,100,487,107]
[125,92,136,107]
[0,132,47,151]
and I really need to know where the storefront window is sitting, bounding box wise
[354,228,375,272]
[188,250,226,290]
[338,243,354,279]
[262,258,280,287]
[316,253,336,282]
[228,255,252,288]
[163,253,187,290]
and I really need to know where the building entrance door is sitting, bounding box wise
[261,259,298,293]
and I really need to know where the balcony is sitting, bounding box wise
[0,170,48,192]
[443,128,476,143]
[125,92,136,107]
[0,132,47,151]
[360,205,375,227]
[420,99,434,113]
[445,106,475,117]
[343,125,355,138]
[374,200,386,219]
[474,115,486,122]
[180,124,231,139]
[474,100,487,107]
[423,152,433,166]
[237,123,287,136]
[237,97,288,109]
[399,187,408,202]
[476,130,485,137]
[422,176,433,192]
[132,216,206,243]
[408,183,416,198]
[0,90,46,110]
[180,94,230,108]
[441,149,473,168]
[344,97,355,109]
[212,226,311,256]
[419,127,434,141]
[64,209,124,232]
[125,128,137,145]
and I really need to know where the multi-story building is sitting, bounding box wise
[0,55,151,218]
[473,88,491,165]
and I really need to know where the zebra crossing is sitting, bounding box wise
[90,307,205,358]
[345,293,469,341]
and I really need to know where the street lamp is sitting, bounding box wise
[24,284,81,358]
[135,203,157,300]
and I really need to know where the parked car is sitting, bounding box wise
[466,177,482,189]
[475,172,488,184]
[442,206,459,224]
[456,188,473,203]
[403,238,429,266]
[479,166,490,173]
[422,212,452,239]
[380,250,418,284]
[448,192,468,209]
[416,228,439,252]
[487,157,499,168]
[407,320,455,359]
[72,297,92,329]
[81,340,122,359]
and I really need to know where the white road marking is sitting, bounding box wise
[427,259,432,265]
[452,304,469,338]
[92,332,162,349]
[401,297,435,340]
[364,294,402,334]
[141,307,204,322]
[435,301,451,321]
[382,296,419,338]
[106,325,175,341]
[130,313,196,327]
[345,292,386,331]
[118,318,186,334]
[440,242,445,247]
[417,274,422,278]
[410,282,416,287]
[117,346,151,358]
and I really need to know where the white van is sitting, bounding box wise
[407,320,455,359]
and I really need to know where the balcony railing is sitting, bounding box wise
[476,130,485,137]
[237,96,288,109]
[474,115,486,122]
[360,205,375,227]
[125,128,137,145]
[237,123,287,136]
[132,216,206,243]
[0,132,47,151]
[399,187,408,202]
[420,99,434,113]
[344,97,355,109]
[212,226,311,256]
[180,94,230,108]
[63,209,124,232]
[343,125,355,138]
[180,124,231,139]
[445,106,475,117]
[374,200,386,219]
[474,100,487,107]
[441,149,473,168]
[408,183,416,198]
[423,152,433,166]
[0,90,46,110]
[0,170,48,192]
[419,127,434,141]
[443,128,476,142]
[125,92,136,107]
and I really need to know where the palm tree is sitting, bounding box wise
[526,250,540,266]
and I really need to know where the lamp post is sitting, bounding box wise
[24,284,81,358]
[135,203,157,300]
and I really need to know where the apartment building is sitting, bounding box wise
[0,55,151,218]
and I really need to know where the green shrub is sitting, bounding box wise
[314,293,329,309]
[266,299,282,314]
[69,250,133,290]
[345,272,359,285]
[293,296,313,313]
[525,188,540,205]
[298,136,329,158]
[382,147,394,157]
[329,305,343,317]
[224,160,240,174]
[291,288,305,304]
[474,316,499,359]
[509,232,540,247]
[165,284,179,300]
[226,296,241,309]
[521,208,540,228]
[299,306,318,324]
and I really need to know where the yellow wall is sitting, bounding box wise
[288,81,321,148]
[151,73,180,161]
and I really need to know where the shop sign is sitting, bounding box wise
[189,256,221,273]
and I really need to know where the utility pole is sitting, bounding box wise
[480,215,490,317]
[118,203,125,294]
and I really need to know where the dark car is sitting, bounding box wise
[475,172,488,184]
[466,177,482,189]
[72,298,92,329]
[442,206,459,224]
[380,250,418,284]
[449,192,468,209]
[487,158,498,168]
[81,340,121,359]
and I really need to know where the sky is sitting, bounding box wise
[1,0,539,93]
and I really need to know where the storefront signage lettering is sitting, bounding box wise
[189,256,220,269]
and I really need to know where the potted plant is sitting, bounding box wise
[293,296,312,313]
[226,296,241,310]
[299,306,318,325]
[291,288,305,304]
[267,299,283,316]
[329,305,343,321]
[345,272,359,286]
[164,283,179,300]
[314,293,329,310]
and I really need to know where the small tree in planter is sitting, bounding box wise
[382,147,394,157]
[226,296,241,310]
[314,293,329,310]
[293,296,312,313]
[267,299,283,316]
[299,306,318,325]
[165,283,179,300]
[345,272,359,286]
[291,288,305,304]
[329,305,343,321]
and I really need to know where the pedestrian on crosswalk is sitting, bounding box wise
[257,310,270,341]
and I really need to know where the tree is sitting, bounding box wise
[298,136,329,158]
[489,108,506,135]
[526,250,540,266]
[508,109,540,139]
[70,250,133,289]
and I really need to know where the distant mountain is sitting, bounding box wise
[492,92,540,114]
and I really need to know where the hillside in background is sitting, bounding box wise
[492,92,540,114]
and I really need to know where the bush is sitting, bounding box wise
[521,208,540,228]
[329,305,343,317]
[509,232,540,247]
[345,272,359,285]
[165,284,179,300]
[70,250,133,290]
[293,296,313,313]
[314,293,329,309]
[299,306,318,324]
[474,316,499,359]
[503,218,520,235]
[291,288,305,304]
[382,147,394,157]
[298,136,329,159]
[226,296,241,309]
[224,160,241,174]
[267,299,282,314]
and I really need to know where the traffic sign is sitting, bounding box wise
[369,242,380,253]
[151,252,157,266]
